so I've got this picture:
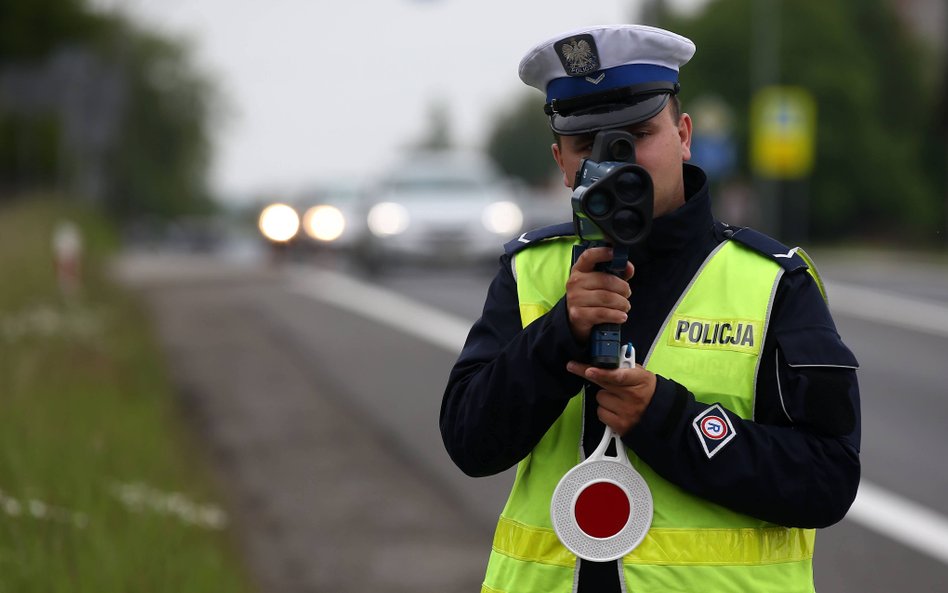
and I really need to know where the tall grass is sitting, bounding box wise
[0,197,254,592]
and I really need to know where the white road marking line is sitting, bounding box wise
[288,267,469,353]
[825,281,948,338]
[849,482,948,565]
[290,266,948,566]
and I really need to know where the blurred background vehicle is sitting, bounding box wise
[254,182,370,265]
[356,150,525,272]
[258,202,301,244]
[295,182,369,254]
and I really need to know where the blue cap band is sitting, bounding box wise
[546,64,679,103]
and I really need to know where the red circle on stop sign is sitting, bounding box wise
[574,481,631,538]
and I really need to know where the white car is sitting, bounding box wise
[358,150,524,269]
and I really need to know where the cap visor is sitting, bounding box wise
[551,94,670,135]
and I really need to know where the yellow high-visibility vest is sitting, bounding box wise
[482,236,815,593]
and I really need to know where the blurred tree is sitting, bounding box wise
[486,91,559,187]
[663,0,942,243]
[0,0,104,62]
[0,0,218,220]
[921,48,948,245]
[105,28,217,219]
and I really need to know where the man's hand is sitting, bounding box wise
[566,247,633,343]
[566,361,657,436]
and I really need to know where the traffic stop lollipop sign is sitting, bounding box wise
[551,346,653,562]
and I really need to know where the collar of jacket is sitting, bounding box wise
[628,163,712,263]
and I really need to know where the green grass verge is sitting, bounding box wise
[0,197,254,592]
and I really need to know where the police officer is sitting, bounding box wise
[440,24,860,593]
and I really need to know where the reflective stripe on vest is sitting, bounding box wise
[481,237,816,593]
[492,515,815,566]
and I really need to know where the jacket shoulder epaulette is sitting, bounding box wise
[503,222,576,257]
[724,225,809,273]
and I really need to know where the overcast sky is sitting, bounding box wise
[98,0,704,201]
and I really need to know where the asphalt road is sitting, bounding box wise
[115,246,948,592]
[113,253,490,593]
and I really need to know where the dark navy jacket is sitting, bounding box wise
[440,165,860,588]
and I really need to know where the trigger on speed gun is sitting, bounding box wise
[571,130,654,369]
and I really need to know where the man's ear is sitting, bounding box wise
[551,142,571,188]
[679,112,693,162]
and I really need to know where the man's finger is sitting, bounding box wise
[568,362,633,389]
[583,365,646,388]
[572,247,616,273]
[597,403,622,426]
[566,361,591,377]
[568,288,631,311]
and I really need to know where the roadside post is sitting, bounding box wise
[52,219,83,300]
[750,85,817,242]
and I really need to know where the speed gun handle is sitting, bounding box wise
[590,323,622,369]
[589,244,631,369]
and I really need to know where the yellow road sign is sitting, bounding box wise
[750,86,817,179]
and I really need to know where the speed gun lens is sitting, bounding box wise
[616,172,645,201]
[608,138,635,162]
[585,192,613,218]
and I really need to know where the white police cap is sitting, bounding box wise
[519,24,696,134]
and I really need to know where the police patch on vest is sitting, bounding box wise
[668,316,763,355]
[692,404,737,458]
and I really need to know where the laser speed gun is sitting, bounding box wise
[571,130,654,368]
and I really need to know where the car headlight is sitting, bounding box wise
[482,200,523,235]
[258,203,300,242]
[367,202,410,237]
[303,205,346,242]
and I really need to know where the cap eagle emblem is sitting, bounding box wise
[558,37,599,76]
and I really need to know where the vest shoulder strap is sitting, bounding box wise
[503,222,576,256]
[725,225,809,273]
